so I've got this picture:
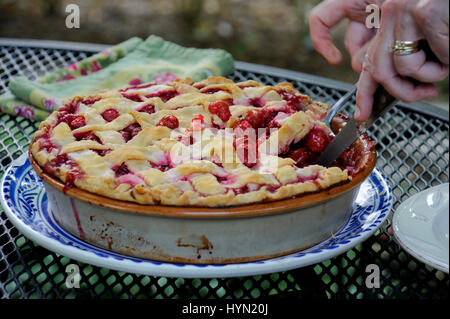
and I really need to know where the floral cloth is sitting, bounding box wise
[0,35,234,121]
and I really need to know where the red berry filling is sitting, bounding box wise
[121,93,144,102]
[288,147,312,167]
[232,185,249,195]
[157,115,179,129]
[146,90,178,102]
[101,108,120,122]
[247,97,265,108]
[119,123,142,142]
[37,132,58,153]
[42,153,81,193]
[70,116,86,129]
[151,163,172,172]
[234,135,258,168]
[245,109,265,129]
[137,104,155,114]
[112,162,131,177]
[278,91,309,111]
[94,149,112,157]
[233,119,253,132]
[334,148,358,174]
[46,153,76,170]
[305,127,331,153]
[59,98,80,114]
[178,134,194,146]
[81,97,101,106]
[120,82,156,92]
[201,87,222,94]
[55,104,86,130]
[73,130,101,143]
[283,127,332,167]
[208,101,231,122]
[192,114,205,123]
[63,169,83,194]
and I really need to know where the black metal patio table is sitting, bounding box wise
[0,38,448,299]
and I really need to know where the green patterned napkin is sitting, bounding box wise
[0,35,234,121]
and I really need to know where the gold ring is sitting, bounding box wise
[390,40,420,56]
[394,40,420,48]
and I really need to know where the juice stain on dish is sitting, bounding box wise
[176,235,214,259]
[70,198,85,240]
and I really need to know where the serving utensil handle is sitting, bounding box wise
[365,86,398,127]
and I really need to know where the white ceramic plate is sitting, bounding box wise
[393,183,449,273]
[1,153,392,278]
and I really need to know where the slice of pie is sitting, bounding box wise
[30,77,371,207]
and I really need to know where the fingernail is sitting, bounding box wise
[354,107,360,119]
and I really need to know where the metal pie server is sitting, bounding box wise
[316,85,398,167]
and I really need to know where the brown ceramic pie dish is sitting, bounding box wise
[29,113,376,264]
[29,77,377,263]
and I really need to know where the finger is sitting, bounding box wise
[354,0,397,121]
[308,0,347,65]
[394,51,450,82]
[356,59,439,121]
[355,60,379,121]
[379,71,440,102]
[412,0,450,65]
[345,21,374,57]
[351,39,373,73]
[393,0,449,82]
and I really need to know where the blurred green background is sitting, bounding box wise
[0,0,448,109]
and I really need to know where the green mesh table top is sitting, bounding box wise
[0,39,448,299]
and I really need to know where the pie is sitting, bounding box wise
[30,76,370,207]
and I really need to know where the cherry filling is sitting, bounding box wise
[120,82,156,92]
[73,130,101,143]
[63,169,83,193]
[94,149,112,157]
[119,123,142,142]
[42,153,81,193]
[234,135,258,168]
[112,162,131,177]
[305,127,331,153]
[157,115,179,129]
[201,87,222,94]
[137,103,155,114]
[192,114,204,124]
[233,119,253,131]
[288,147,312,168]
[101,108,120,122]
[247,97,265,108]
[284,127,332,167]
[145,90,178,102]
[37,132,58,153]
[81,97,101,106]
[56,114,86,130]
[54,98,89,129]
[59,97,80,114]
[208,101,231,122]
[334,148,358,174]
[232,185,249,195]
[121,93,144,102]
[149,154,173,172]
[47,153,76,170]
[245,109,265,129]
[151,162,172,172]
[277,91,309,111]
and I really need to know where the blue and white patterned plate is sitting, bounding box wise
[1,153,392,278]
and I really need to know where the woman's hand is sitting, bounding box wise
[308,0,384,72]
[355,0,449,121]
